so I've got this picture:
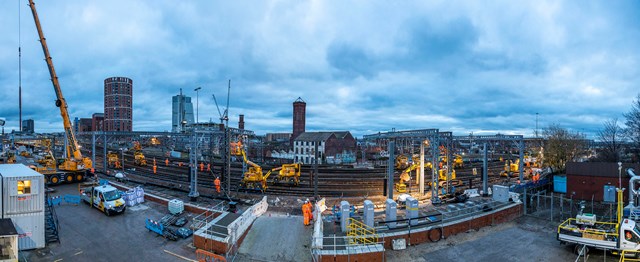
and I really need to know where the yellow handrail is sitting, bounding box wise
[346,218,379,245]
[557,218,619,237]
[620,250,640,262]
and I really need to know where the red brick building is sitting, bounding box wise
[92,113,104,131]
[104,77,133,131]
[293,131,356,164]
[566,162,640,202]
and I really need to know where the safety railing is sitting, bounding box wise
[557,218,619,239]
[346,218,379,245]
[620,250,640,262]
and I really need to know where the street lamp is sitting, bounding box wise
[194,87,202,125]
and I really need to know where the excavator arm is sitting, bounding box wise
[29,0,90,169]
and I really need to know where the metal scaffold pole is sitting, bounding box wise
[387,140,395,200]
[102,132,107,173]
[483,142,488,196]
[314,141,319,198]
[189,132,200,201]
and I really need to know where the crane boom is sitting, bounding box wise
[28,0,90,170]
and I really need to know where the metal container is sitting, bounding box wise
[7,213,45,250]
[553,175,567,193]
[0,164,45,250]
[0,164,45,216]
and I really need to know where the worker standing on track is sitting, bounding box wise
[153,165,157,174]
[200,162,204,172]
[165,158,169,166]
[214,177,221,193]
[207,163,211,172]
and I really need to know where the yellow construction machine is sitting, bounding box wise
[395,155,409,170]
[452,154,464,169]
[131,142,147,166]
[500,159,520,177]
[107,152,121,168]
[396,161,434,193]
[396,163,418,193]
[28,0,92,184]
[271,163,301,185]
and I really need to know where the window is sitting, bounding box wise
[17,180,31,194]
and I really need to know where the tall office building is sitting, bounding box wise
[172,89,195,132]
[21,119,34,134]
[104,77,133,131]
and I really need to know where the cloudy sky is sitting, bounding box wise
[1,1,639,138]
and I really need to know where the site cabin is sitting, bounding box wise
[557,217,640,256]
[80,184,126,216]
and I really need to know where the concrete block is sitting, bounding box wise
[406,197,418,226]
[392,238,406,250]
[385,199,397,229]
[340,201,350,233]
[363,200,374,228]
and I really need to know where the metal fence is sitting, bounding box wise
[523,186,617,223]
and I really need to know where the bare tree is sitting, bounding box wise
[542,123,587,172]
[624,94,640,163]
[596,118,623,162]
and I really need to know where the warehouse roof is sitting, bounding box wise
[294,131,353,142]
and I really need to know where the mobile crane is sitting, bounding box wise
[28,0,93,184]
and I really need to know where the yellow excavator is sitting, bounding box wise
[452,154,464,169]
[238,144,269,191]
[396,161,434,193]
[131,141,147,166]
[28,0,93,184]
[395,155,409,170]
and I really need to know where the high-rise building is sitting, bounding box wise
[21,119,34,134]
[92,113,104,131]
[104,77,133,131]
[291,97,306,145]
[172,89,194,132]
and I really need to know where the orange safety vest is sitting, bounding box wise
[214,179,220,186]
[153,165,157,174]
[165,159,169,166]
[200,163,204,171]
[207,164,211,171]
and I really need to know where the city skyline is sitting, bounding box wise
[0,1,638,138]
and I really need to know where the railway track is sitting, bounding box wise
[89,150,515,198]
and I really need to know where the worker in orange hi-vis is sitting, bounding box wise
[207,163,211,172]
[302,200,310,226]
[153,165,157,174]
[200,162,204,172]
[304,200,314,222]
[165,158,169,166]
[214,177,221,193]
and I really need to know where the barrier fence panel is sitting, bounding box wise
[523,188,616,223]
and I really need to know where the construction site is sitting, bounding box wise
[2,1,640,262]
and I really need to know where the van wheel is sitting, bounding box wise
[105,209,111,216]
